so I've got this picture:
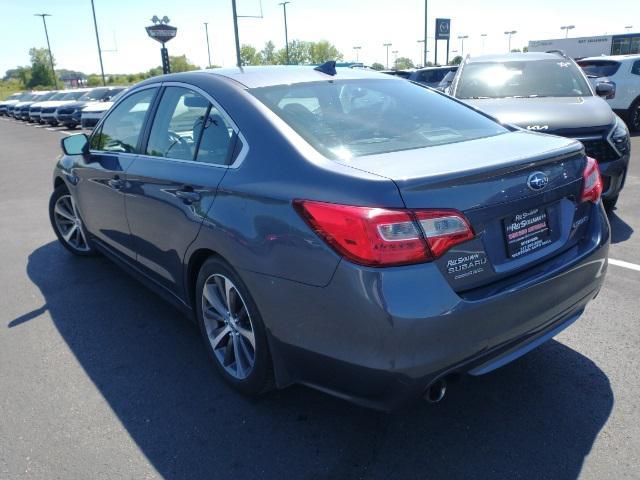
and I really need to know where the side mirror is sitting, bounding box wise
[61,134,89,156]
[595,82,615,99]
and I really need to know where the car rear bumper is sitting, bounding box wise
[599,152,630,199]
[241,202,609,410]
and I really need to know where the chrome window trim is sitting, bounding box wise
[156,81,249,169]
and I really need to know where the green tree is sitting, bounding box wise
[240,44,262,66]
[277,40,311,64]
[370,62,385,71]
[261,41,278,65]
[394,57,414,70]
[309,40,343,63]
[450,55,463,65]
[170,55,199,72]
[86,74,103,86]
[523,46,529,53]
[27,47,55,88]
[510,48,522,53]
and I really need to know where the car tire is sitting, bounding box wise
[49,184,98,256]
[195,256,274,397]
[603,194,619,212]
[628,98,640,133]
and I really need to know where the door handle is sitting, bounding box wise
[107,177,125,190]
[175,189,201,203]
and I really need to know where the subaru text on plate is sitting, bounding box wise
[49,63,609,410]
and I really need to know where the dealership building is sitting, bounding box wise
[528,32,640,58]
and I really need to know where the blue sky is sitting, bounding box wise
[1,0,638,75]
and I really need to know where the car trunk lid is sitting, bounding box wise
[341,130,592,292]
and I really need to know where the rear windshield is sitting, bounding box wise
[577,60,621,78]
[250,79,507,160]
[456,59,592,99]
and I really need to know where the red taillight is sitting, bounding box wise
[580,156,603,203]
[293,200,474,267]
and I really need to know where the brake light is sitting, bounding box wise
[293,200,474,267]
[580,156,603,203]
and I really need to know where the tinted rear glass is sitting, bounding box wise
[578,60,621,78]
[250,79,507,160]
[456,59,592,98]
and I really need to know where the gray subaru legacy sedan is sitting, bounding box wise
[49,63,609,410]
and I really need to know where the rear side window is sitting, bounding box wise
[250,78,507,160]
[578,60,621,78]
[145,86,234,165]
[632,61,640,76]
[90,88,156,153]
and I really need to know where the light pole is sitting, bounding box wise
[34,14,58,88]
[204,22,212,68]
[392,50,398,68]
[457,35,468,57]
[423,0,428,67]
[89,1,106,86]
[383,42,392,69]
[353,46,361,62]
[279,1,291,64]
[481,33,487,54]
[560,25,575,38]
[504,30,517,52]
[417,39,425,66]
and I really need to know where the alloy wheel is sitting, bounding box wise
[201,274,256,380]
[53,194,91,252]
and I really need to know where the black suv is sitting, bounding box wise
[449,52,630,210]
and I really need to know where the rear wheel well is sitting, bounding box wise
[186,248,222,310]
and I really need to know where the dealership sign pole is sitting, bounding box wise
[434,18,450,65]
[146,16,177,74]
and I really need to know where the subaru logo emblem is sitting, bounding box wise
[527,172,549,191]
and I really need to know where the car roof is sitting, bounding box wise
[579,54,640,62]
[192,65,398,89]
[466,52,566,63]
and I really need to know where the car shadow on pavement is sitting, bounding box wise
[608,211,634,244]
[12,241,614,480]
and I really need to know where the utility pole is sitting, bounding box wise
[481,33,487,54]
[458,35,468,57]
[353,46,361,62]
[423,0,428,66]
[279,2,291,64]
[90,0,106,86]
[204,22,212,67]
[417,39,425,67]
[34,13,58,88]
[504,30,517,52]
[392,50,398,69]
[231,0,242,67]
[230,0,263,68]
[560,25,575,38]
[383,43,392,69]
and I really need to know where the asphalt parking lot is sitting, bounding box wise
[0,117,638,480]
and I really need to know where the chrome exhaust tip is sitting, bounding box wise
[424,379,447,403]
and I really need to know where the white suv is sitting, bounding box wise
[578,54,640,132]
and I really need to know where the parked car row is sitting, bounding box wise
[0,86,127,129]
[384,52,635,210]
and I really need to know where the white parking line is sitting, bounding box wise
[609,258,640,272]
